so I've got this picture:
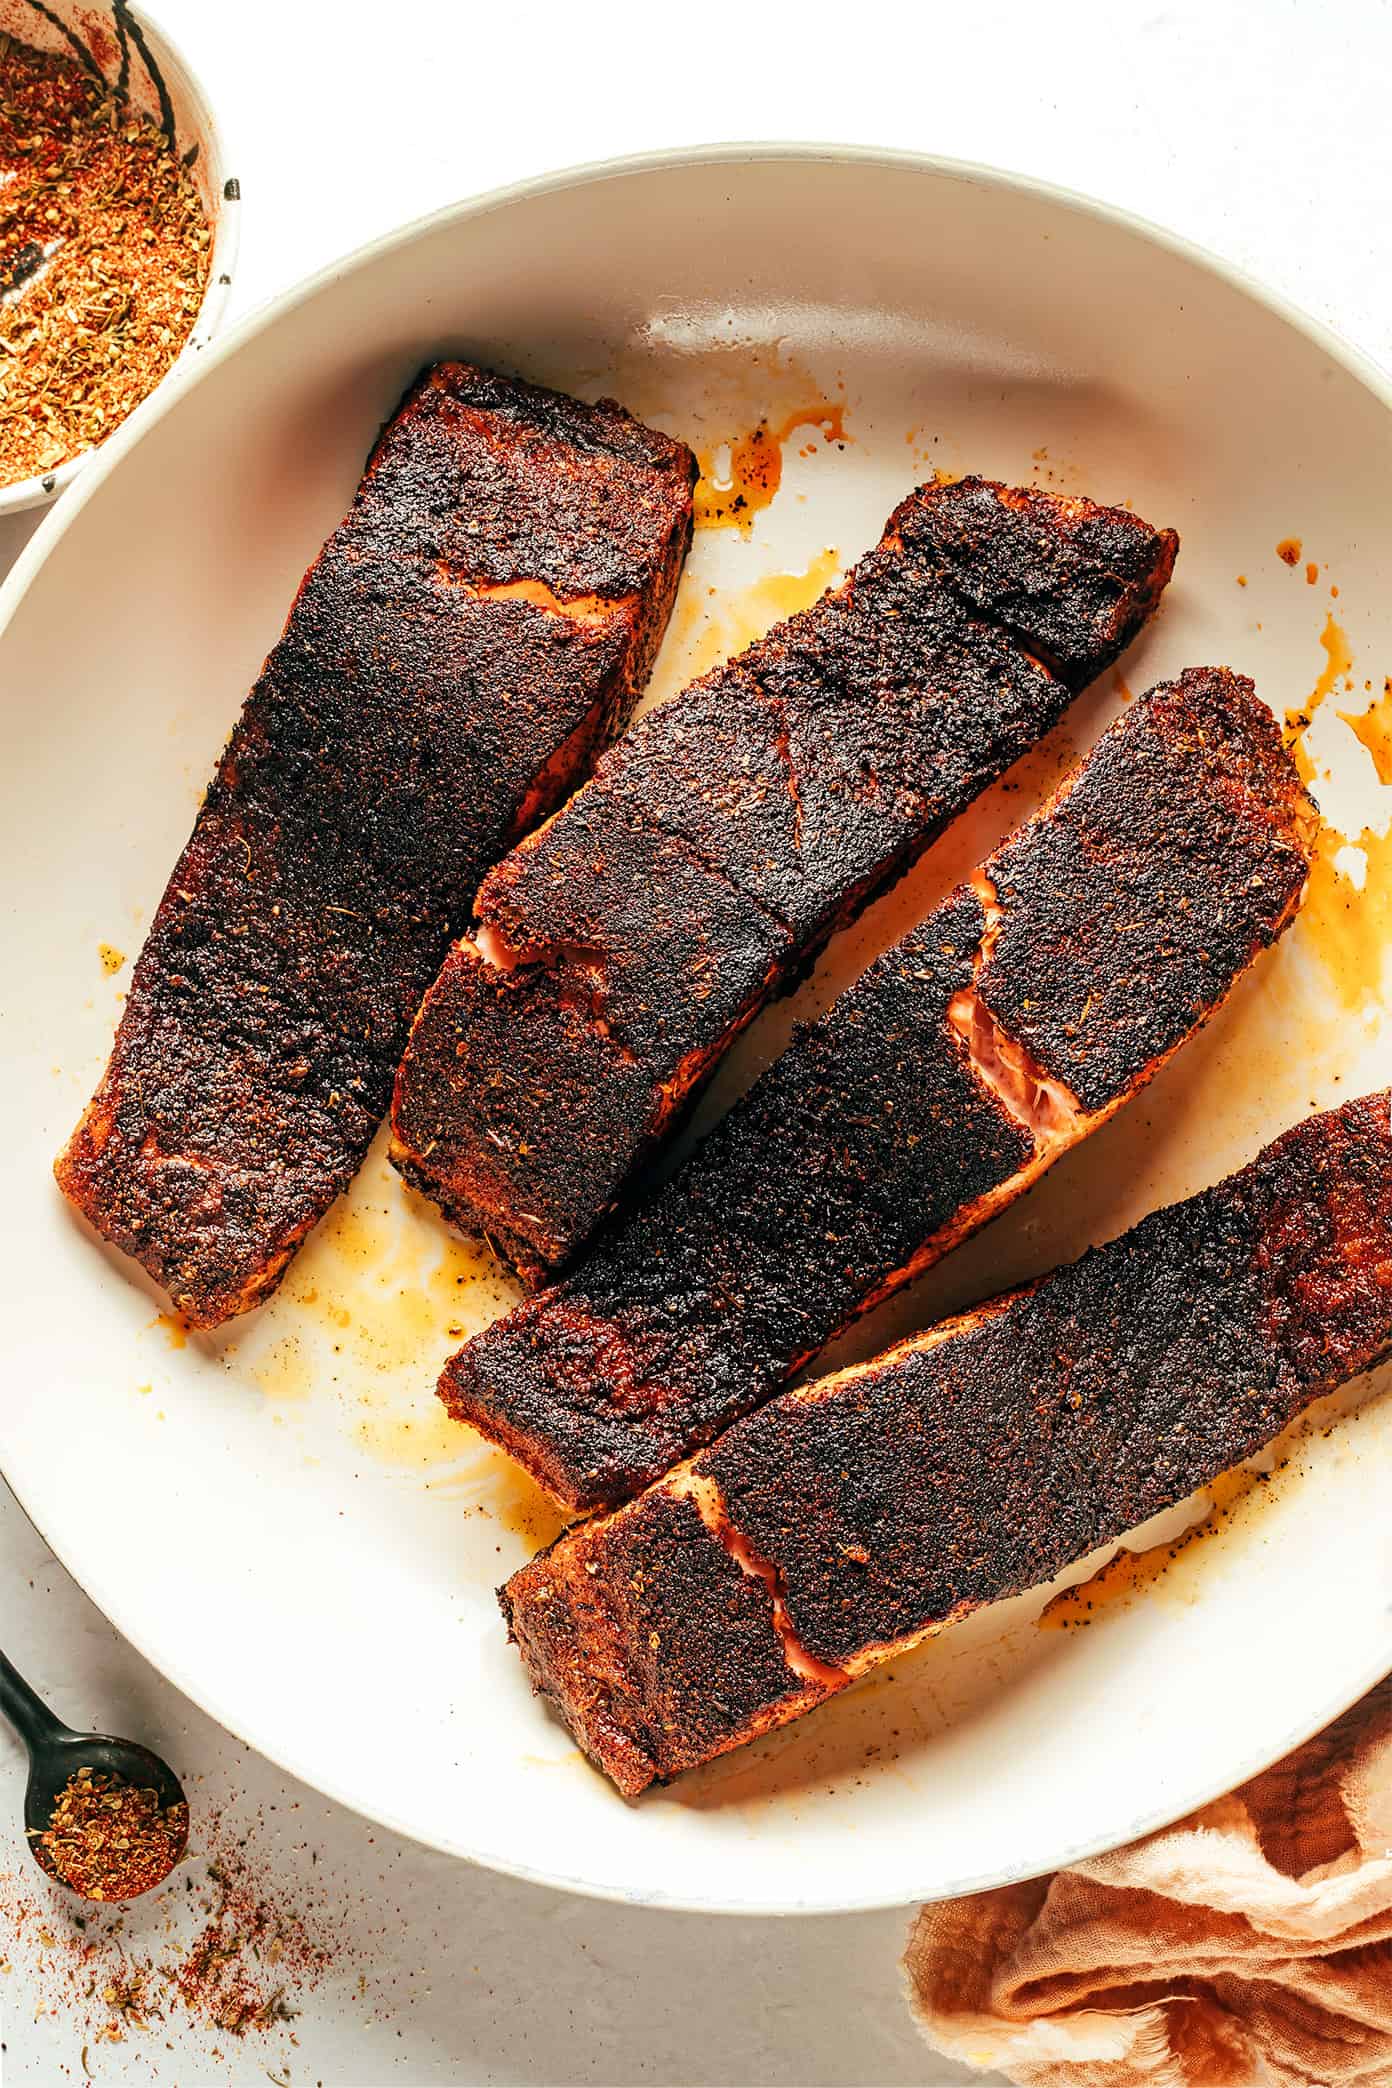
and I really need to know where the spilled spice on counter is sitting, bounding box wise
[31,1767,188,1901]
[173,1852,316,2035]
[4,1809,335,2048]
[0,31,212,488]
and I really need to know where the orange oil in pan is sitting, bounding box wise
[1339,678,1392,786]
[1037,1466,1272,1631]
[1281,609,1392,1015]
[1284,609,1354,743]
[1294,822,1392,1016]
[694,400,851,532]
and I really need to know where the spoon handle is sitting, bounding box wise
[0,1650,65,1757]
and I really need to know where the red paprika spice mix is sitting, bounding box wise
[0,31,211,488]
[31,1767,189,1902]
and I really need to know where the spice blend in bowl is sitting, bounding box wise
[31,1765,189,1901]
[0,32,211,492]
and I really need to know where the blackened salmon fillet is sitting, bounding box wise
[441,668,1313,1509]
[391,478,1178,1280]
[502,1091,1392,1795]
[57,363,696,1328]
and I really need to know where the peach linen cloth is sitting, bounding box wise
[905,1684,1392,2087]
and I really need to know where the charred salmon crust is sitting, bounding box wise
[502,1091,1392,1794]
[392,478,1178,1277]
[441,668,1313,1510]
[56,363,696,1327]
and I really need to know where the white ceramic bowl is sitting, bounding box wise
[0,148,1389,1914]
[0,0,239,515]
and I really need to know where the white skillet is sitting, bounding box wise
[0,147,1387,1914]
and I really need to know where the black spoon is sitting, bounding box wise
[0,1649,187,1898]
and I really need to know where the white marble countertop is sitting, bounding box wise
[4,2,1391,2079]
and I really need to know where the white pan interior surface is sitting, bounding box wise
[1,149,1389,1914]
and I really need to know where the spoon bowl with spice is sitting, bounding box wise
[0,0,239,514]
[1,1649,188,1900]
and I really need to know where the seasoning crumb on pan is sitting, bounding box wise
[31,1768,188,1901]
[0,32,211,490]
